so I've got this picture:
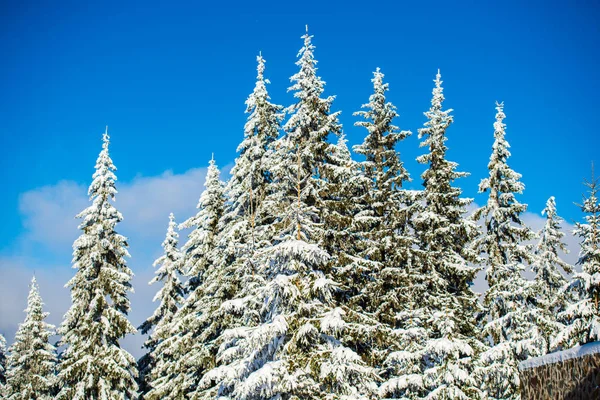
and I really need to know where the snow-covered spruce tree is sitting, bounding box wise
[182,55,284,400]
[322,132,371,289]
[352,67,413,272]
[202,139,375,400]
[211,53,283,286]
[319,132,383,381]
[221,53,283,249]
[472,102,544,400]
[198,28,377,400]
[138,213,184,398]
[146,158,225,400]
[554,169,600,349]
[213,52,283,336]
[57,129,138,400]
[181,156,225,292]
[5,277,57,400]
[0,333,6,393]
[533,196,573,351]
[350,68,422,377]
[277,30,377,359]
[389,70,483,399]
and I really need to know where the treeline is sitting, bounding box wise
[1,29,598,400]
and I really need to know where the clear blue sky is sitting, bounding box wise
[1,0,598,246]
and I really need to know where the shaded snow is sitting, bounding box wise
[518,341,600,370]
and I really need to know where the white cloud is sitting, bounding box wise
[18,181,88,252]
[15,168,209,255]
[0,167,212,358]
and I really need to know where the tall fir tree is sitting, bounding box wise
[321,132,372,298]
[186,55,284,399]
[554,168,600,349]
[213,53,283,291]
[57,128,138,400]
[181,156,225,292]
[351,68,421,384]
[533,196,573,351]
[473,102,544,400]
[5,277,57,400]
[138,213,184,398]
[146,158,225,400]
[222,52,283,249]
[386,70,483,399]
[198,28,377,399]
[352,67,412,272]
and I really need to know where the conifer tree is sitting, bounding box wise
[5,277,57,400]
[554,168,600,349]
[208,53,284,352]
[350,68,418,371]
[352,68,412,266]
[321,133,371,292]
[533,196,573,351]
[222,53,283,247]
[138,213,184,398]
[0,333,6,393]
[181,156,225,292]
[198,28,377,400]
[386,70,482,399]
[281,26,342,209]
[184,55,285,399]
[202,137,375,399]
[146,158,225,400]
[473,102,544,400]
[57,128,138,400]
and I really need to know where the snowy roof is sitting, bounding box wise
[518,341,600,371]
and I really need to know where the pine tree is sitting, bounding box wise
[352,68,413,264]
[201,140,375,399]
[57,128,138,400]
[5,277,57,400]
[181,156,225,292]
[322,132,371,294]
[554,168,600,349]
[146,158,225,400]
[138,213,184,398]
[388,70,483,399]
[197,28,377,399]
[184,55,284,399]
[533,196,573,351]
[0,333,6,393]
[473,102,544,400]
[350,68,418,368]
[223,52,283,248]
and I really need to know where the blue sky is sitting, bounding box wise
[0,0,598,354]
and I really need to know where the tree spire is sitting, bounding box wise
[473,102,542,400]
[554,168,600,348]
[138,212,184,398]
[406,69,483,399]
[5,276,57,400]
[57,129,138,399]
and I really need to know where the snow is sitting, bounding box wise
[380,374,424,396]
[518,341,600,371]
[321,307,346,335]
